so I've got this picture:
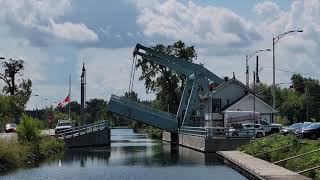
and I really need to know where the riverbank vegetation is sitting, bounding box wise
[0,115,64,172]
[239,135,320,179]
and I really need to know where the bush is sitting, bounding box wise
[16,114,41,142]
[39,137,64,157]
[0,139,29,172]
[145,127,162,139]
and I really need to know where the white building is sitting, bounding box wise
[203,77,278,126]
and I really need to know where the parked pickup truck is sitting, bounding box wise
[228,123,265,138]
[258,119,282,135]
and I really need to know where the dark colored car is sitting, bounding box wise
[281,122,312,135]
[5,123,17,133]
[298,123,320,140]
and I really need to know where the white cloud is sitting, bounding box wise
[0,0,98,44]
[77,47,155,101]
[133,0,261,48]
[254,1,280,18]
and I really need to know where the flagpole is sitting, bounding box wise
[69,75,71,121]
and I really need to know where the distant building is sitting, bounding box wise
[203,77,277,126]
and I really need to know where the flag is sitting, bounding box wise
[57,94,70,108]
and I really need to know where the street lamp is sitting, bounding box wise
[272,30,303,112]
[246,49,271,86]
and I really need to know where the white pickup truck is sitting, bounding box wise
[258,119,282,135]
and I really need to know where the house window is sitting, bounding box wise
[212,98,221,113]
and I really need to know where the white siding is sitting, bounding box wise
[225,95,274,123]
[212,81,247,109]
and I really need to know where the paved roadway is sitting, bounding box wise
[41,129,55,136]
[0,133,18,142]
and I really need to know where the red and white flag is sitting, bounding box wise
[57,94,70,108]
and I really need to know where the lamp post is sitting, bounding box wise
[272,30,303,117]
[246,49,271,87]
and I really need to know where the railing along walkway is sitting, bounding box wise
[56,121,109,139]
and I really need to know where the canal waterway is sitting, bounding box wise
[0,129,247,180]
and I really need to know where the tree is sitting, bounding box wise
[278,89,304,123]
[0,96,12,128]
[85,98,108,123]
[124,91,139,102]
[0,59,32,121]
[136,40,197,114]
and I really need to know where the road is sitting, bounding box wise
[0,133,18,142]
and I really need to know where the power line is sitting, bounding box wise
[263,66,320,78]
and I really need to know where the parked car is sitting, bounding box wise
[229,123,265,138]
[5,123,17,133]
[281,122,312,135]
[55,120,72,135]
[296,122,320,140]
[258,119,282,135]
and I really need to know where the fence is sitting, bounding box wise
[179,126,234,138]
[56,121,109,139]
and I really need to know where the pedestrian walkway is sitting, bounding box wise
[217,151,311,180]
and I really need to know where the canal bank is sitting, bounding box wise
[1,129,248,180]
[162,131,250,152]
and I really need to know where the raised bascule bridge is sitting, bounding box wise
[107,43,253,152]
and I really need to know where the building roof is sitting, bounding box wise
[212,78,250,95]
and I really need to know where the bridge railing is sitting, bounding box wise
[179,126,245,138]
[110,94,176,120]
[56,121,109,139]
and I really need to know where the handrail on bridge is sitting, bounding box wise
[56,121,109,139]
[179,126,231,138]
[110,94,176,120]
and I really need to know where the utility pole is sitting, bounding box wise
[253,70,256,139]
[246,55,249,87]
[306,82,309,122]
[256,56,260,84]
[246,49,270,87]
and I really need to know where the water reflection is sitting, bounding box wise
[0,129,247,180]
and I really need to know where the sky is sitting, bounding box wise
[0,0,319,110]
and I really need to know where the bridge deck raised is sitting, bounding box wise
[217,151,311,180]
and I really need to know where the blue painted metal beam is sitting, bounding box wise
[108,95,178,133]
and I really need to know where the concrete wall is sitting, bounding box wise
[179,134,206,151]
[178,133,250,152]
[162,131,178,144]
[64,128,110,148]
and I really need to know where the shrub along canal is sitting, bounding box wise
[0,129,247,180]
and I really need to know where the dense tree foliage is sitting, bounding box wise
[136,40,197,114]
[0,59,31,125]
[255,74,320,123]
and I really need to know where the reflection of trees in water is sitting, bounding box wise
[63,147,111,167]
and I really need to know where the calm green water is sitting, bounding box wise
[0,129,247,180]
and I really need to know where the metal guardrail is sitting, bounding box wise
[273,148,320,164]
[179,126,231,138]
[56,121,109,139]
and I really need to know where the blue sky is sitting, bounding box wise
[0,0,318,110]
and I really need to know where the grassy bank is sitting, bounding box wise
[239,135,320,179]
[0,137,64,172]
[0,114,64,172]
